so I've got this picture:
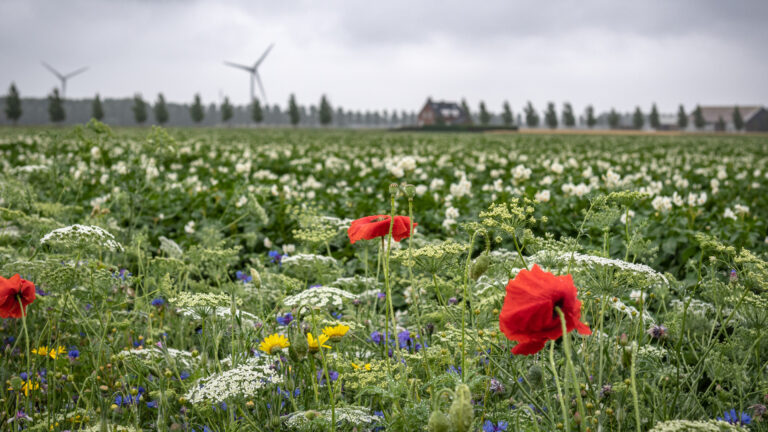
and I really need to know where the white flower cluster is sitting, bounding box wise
[649,419,746,432]
[185,356,282,404]
[158,236,183,258]
[386,155,417,177]
[171,292,235,308]
[449,176,472,198]
[556,252,668,287]
[285,406,381,429]
[609,297,656,323]
[40,224,123,252]
[283,286,357,309]
[116,346,196,367]
[176,306,260,327]
[281,253,338,268]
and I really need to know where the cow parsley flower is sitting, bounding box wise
[283,286,357,309]
[41,224,123,252]
[185,356,281,404]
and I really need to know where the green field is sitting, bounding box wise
[0,123,766,431]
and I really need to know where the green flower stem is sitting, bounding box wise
[630,342,641,432]
[310,308,335,427]
[550,340,570,432]
[18,297,31,413]
[555,306,586,432]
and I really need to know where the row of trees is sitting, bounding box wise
[464,99,747,131]
[2,83,749,130]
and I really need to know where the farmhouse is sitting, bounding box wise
[417,98,470,126]
[692,106,768,132]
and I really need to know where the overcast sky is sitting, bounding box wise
[1,0,767,114]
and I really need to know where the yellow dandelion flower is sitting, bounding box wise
[259,334,290,355]
[350,362,371,371]
[307,333,331,353]
[322,324,350,341]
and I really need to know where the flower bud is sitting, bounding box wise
[427,410,451,432]
[470,253,491,280]
[249,268,262,289]
[389,183,400,195]
[449,384,474,432]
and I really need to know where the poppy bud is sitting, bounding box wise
[470,254,490,280]
[427,410,451,432]
[527,365,543,386]
[404,184,416,198]
[449,384,473,432]
[290,332,309,360]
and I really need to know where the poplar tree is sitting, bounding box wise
[252,98,264,123]
[478,101,491,125]
[154,93,169,124]
[562,102,575,127]
[732,106,743,131]
[4,83,22,124]
[544,102,558,129]
[677,105,688,129]
[649,103,660,129]
[48,88,65,123]
[288,94,300,126]
[693,105,705,129]
[319,95,333,126]
[633,106,644,129]
[190,94,205,124]
[501,101,513,127]
[92,94,104,121]
[524,101,539,127]
[221,96,233,123]
[585,105,596,128]
[132,94,148,124]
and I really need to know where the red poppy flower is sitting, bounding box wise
[347,215,417,244]
[499,264,591,355]
[0,274,36,318]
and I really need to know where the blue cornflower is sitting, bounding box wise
[370,331,385,344]
[117,269,131,281]
[146,400,158,408]
[331,311,343,319]
[276,313,294,326]
[68,349,80,360]
[447,365,462,375]
[483,420,508,432]
[317,370,339,385]
[718,408,751,425]
[35,286,48,296]
[268,250,283,264]
[19,372,28,380]
[235,270,252,283]
[150,298,165,307]
[377,292,386,300]
[179,371,190,380]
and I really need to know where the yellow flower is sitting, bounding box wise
[259,334,290,355]
[322,324,350,341]
[8,380,39,396]
[307,333,331,353]
[350,362,371,371]
[32,346,66,359]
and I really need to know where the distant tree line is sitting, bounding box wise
[0,82,753,131]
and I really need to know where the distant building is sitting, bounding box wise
[417,98,470,126]
[691,106,768,132]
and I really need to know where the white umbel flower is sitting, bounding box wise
[41,224,123,252]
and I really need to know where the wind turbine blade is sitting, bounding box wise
[65,66,89,79]
[223,61,254,72]
[41,62,64,79]
[254,43,274,68]
[254,71,267,104]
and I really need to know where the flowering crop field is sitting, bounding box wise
[1,122,767,432]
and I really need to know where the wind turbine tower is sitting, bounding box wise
[223,43,274,104]
[41,62,89,98]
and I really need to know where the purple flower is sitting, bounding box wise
[646,324,668,339]
[370,331,385,344]
[489,378,505,394]
[718,408,751,425]
[276,313,294,326]
[268,250,283,264]
[151,298,165,307]
[68,349,80,360]
[483,420,508,432]
[235,270,252,283]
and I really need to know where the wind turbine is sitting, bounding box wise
[41,62,89,99]
[223,43,274,104]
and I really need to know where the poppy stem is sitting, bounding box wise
[630,342,641,432]
[555,306,586,432]
[550,340,570,432]
[18,297,31,413]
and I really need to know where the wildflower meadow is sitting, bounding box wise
[0,122,767,432]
